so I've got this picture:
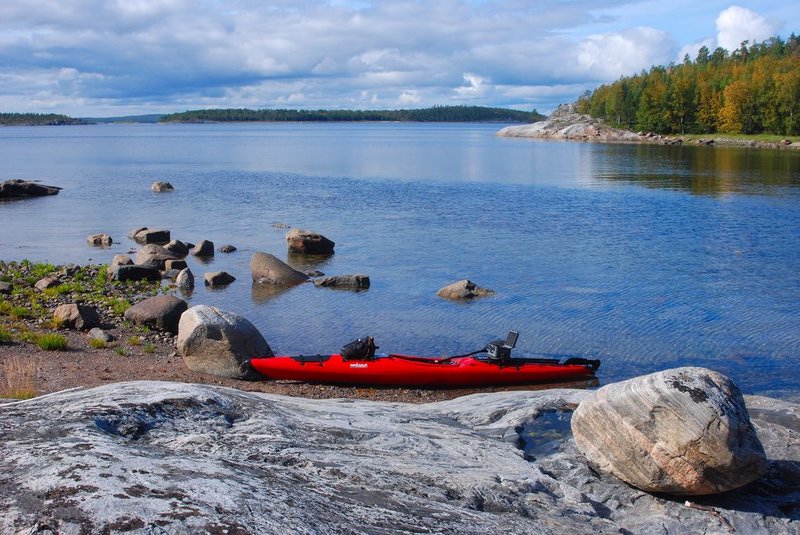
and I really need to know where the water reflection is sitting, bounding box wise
[595,144,800,196]
[250,281,300,303]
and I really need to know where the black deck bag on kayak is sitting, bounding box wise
[340,336,378,360]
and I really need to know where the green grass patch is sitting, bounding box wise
[0,326,12,343]
[89,338,107,349]
[128,335,141,346]
[143,343,156,354]
[36,333,68,351]
[115,346,126,356]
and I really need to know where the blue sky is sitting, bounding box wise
[0,1,796,116]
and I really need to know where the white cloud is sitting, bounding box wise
[716,6,783,51]
[577,27,674,80]
[0,1,788,115]
[676,37,716,63]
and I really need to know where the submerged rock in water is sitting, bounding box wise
[436,279,494,300]
[250,252,309,285]
[0,383,796,534]
[313,274,370,290]
[151,181,174,192]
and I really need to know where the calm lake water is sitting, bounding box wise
[1,123,799,400]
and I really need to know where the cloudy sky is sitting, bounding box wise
[0,1,796,116]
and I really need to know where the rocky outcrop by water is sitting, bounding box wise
[0,179,61,199]
[498,104,800,149]
[0,382,797,534]
[437,279,495,300]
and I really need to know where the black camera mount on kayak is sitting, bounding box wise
[486,330,518,362]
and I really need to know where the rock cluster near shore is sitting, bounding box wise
[0,381,797,534]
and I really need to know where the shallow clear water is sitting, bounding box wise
[1,123,799,400]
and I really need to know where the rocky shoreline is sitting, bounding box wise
[1,381,797,534]
[497,105,800,150]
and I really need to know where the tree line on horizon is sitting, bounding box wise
[160,105,543,124]
[0,113,86,126]
[577,34,800,136]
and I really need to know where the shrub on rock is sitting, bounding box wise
[286,229,335,255]
[53,304,99,331]
[571,367,768,495]
[251,252,309,285]
[178,305,272,380]
[123,295,188,334]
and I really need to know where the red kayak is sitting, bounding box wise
[250,353,599,387]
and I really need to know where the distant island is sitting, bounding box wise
[0,113,86,126]
[159,106,543,124]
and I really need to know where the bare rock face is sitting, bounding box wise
[571,367,768,495]
[134,228,171,245]
[286,228,335,255]
[0,179,61,199]
[0,383,796,534]
[53,303,99,331]
[250,252,309,285]
[164,259,187,271]
[151,181,174,192]
[436,279,495,300]
[313,274,370,290]
[111,254,133,267]
[127,226,148,240]
[123,295,188,334]
[86,233,112,247]
[135,243,179,270]
[219,244,237,253]
[177,305,271,379]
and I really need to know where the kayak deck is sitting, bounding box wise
[250,354,599,388]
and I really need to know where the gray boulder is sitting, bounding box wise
[0,179,61,199]
[111,254,133,266]
[109,264,161,282]
[313,274,370,290]
[86,233,112,247]
[127,226,148,240]
[163,240,189,257]
[219,244,237,253]
[250,252,309,285]
[53,303,99,331]
[177,305,271,379]
[151,181,174,192]
[191,239,215,257]
[0,281,12,295]
[571,367,768,495]
[204,271,236,287]
[134,228,170,245]
[135,243,179,270]
[34,276,61,291]
[175,267,194,293]
[436,279,495,300]
[123,295,188,334]
[88,327,114,343]
[286,228,335,255]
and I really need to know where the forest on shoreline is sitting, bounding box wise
[159,105,542,123]
[0,113,86,126]
[577,35,800,136]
